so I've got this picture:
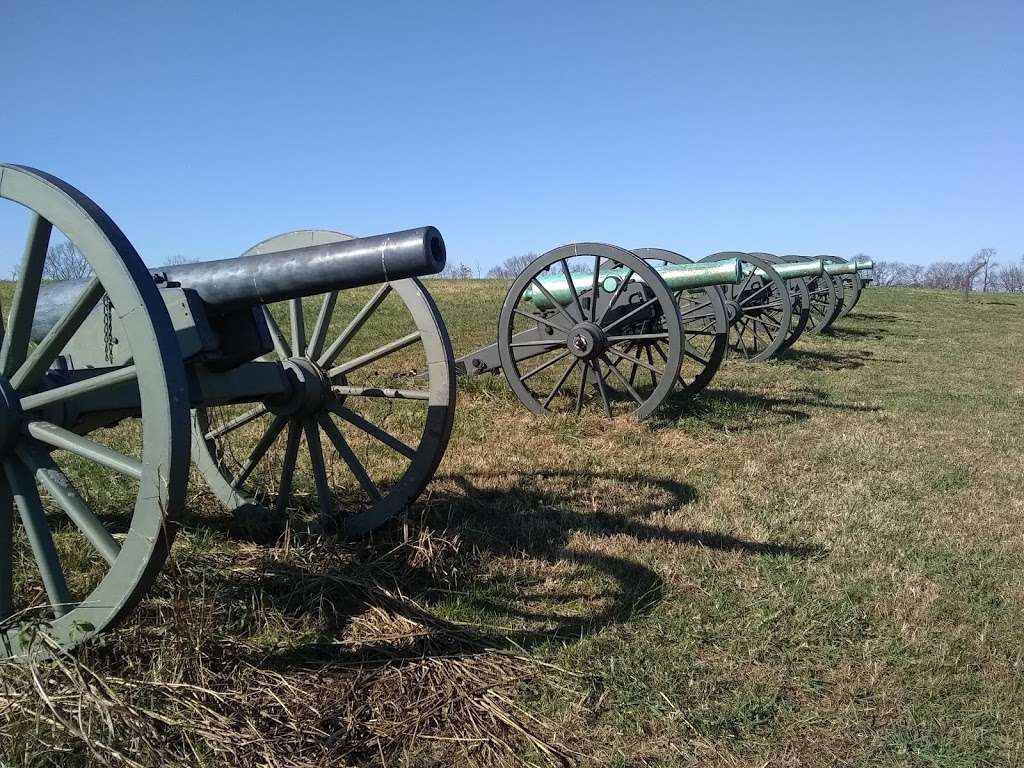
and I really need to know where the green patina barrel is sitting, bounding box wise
[524,257,742,309]
[823,258,874,276]
[743,258,825,280]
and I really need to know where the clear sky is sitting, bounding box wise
[3,1,1022,273]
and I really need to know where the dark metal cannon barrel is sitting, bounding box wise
[32,226,446,340]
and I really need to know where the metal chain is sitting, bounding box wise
[102,295,114,364]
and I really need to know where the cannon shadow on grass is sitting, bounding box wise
[186,469,821,669]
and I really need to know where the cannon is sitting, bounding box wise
[824,256,873,319]
[0,165,456,657]
[454,244,745,419]
[452,244,872,421]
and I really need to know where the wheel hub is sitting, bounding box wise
[725,300,742,323]
[567,322,606,361]
[269,357,334,418]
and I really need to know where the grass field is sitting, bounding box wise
[3,282,1024,767]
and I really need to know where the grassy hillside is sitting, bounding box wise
[2,283,1024,767]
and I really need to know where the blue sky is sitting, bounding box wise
[3,1,1022,273]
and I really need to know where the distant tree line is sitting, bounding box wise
[873,249,1024,293]
[8,241,198,281]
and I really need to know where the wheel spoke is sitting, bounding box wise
[306,291,339,361]
[605,333,671,343]
[589,255,601,321]
[678,299,712,319]
[542,359,578,409]
[262,306,292,360]
[0,480,12,620]
[205,404,269,441]
[601,353,645,405]
[11,278,103,391]
[329,331,422,378]
[520,350,570,382]
[644,343,658,388]
[3,458,73,618]
[27,421,143,480]
[20,365,138,412]
[742,301,784,312]
[303,420,339,520]
[559,259,586,321]
[602,296,660,333]
[574,363,588,415]
[329,403,416,460]
[683,345,711,366]
[18,446,120,567]
[318,414,382,502]
[318,284,391,368]
[738,282,774,306]
[753,313,782,330]
[529,278,579,327]
[274,420,302,519]
[289,298,306,357]
[595,268,635,326]
[1,214,52,377]
[508,340,565,349]
[732,269,754,300]
[604,346,666,377]
[734,320,753,358]
[231,415,287,488]
[593,360,613,417]
[512,308,569,334]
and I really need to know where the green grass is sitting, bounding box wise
[3,283,1024,766]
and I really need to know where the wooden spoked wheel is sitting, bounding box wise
[497,244,684,420]
[700,252,792,361]
[0,165,190,657]
[191,230,455,537]
[632,248,728,397]
[752,252,810,353]
[782,255,839,334]
[823,256,863,319]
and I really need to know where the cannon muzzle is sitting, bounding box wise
[32,227,446,341]
[824,261,860,276]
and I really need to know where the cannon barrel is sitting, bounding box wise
[31,226,446,341]
[524,257,742,310]
[822,258,874,277]
[745,259,824,280]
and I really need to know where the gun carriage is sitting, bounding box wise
[0,165,455,656]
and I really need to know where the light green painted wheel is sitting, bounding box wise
[0,165,190,657]
[191,230,455,537]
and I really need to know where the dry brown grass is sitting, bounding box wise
[3,283,1024,767]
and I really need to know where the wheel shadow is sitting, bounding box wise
[188,469,821,668]
[852,312,917,323]
[658,386,880,430]
[777,348,874,371]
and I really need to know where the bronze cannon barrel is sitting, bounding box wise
[31,226,446,340]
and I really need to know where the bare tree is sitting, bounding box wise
[441,262,475,279]
[44,240,92,281]
[995,257,1024,293]
[971,248,996,292]
[486,252,539,278]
